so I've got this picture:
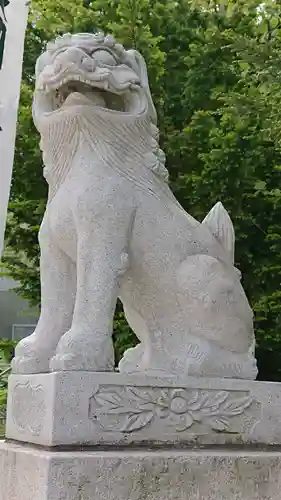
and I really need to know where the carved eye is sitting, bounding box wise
[90,49,117,66]
[54,48,68,57]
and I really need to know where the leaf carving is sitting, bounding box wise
[187,393,210,411]
[121,411,154,432]
[200,391,229,410]
[126,387,154,402]
[219,396,253,416]
[185,391,199,407]
[104,406,144,415]
[207,416,229,432]
[95,391,122,410]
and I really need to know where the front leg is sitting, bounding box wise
[50,190,134,372]
[12,214,76,374]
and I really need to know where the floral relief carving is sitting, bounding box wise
[89,385,254,434]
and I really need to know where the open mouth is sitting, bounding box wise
[37,61,145,115]
[39,75,144,115]
[53,80,132,112]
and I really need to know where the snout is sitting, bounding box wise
[53,47,96,73]
[37,46,120,91]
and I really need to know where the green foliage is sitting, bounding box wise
[113,309,138,365]
[0,339,16,365]
[3,0,281,379]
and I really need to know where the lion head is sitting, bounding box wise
[33,32,169,194]
[33,32,157,129]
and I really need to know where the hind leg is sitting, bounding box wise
[119,302,174,375]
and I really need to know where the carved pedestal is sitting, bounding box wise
[4,372,281,446]
[1,372,281,500]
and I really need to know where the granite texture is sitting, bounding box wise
[1,442,281,500]
[11,32,257,380]
[5,372,281,447]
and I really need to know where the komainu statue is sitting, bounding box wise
[12,33,257,380]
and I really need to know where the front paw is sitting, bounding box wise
[12,333,54,374]
[11,355,50,374]
[50,329,115,372]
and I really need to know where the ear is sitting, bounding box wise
[35,51,53,81]
[202,202,235,264]
[125,49,157,125]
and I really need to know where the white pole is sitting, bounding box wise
[0,0,29,257]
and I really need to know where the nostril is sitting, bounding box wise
[81,56,96,72]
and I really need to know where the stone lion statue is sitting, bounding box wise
[12,32,257,380]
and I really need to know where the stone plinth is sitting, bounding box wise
[4,373,281,500]
[1,442,281,500]
[5,372,281,447]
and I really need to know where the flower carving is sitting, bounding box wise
[89,386,253,434]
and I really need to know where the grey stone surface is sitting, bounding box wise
[5,372,281,446]
[12,32,257,380]
[1,441,281,500]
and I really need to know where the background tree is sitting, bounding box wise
[3,0,281,378]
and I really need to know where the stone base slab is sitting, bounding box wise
[5,372,281,446]
[1,441,281,500]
